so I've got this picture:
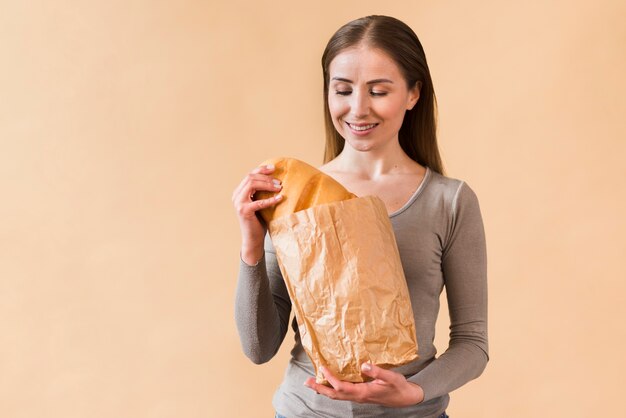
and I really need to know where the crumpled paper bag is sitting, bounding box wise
[269,195,418,384]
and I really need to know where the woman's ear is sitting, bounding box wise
[407,81,422,110]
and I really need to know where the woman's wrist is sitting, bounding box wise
[240,244,264,266]
[406,381,425,405]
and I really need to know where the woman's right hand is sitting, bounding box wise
[232,163,283,265]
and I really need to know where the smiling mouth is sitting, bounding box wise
[346,122,379,131]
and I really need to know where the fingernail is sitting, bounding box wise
[272,179,282,188]
[275,194,282,201]
[361,362,371,372]
[266,164,275,170]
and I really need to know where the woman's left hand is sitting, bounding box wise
[304,363,425,407]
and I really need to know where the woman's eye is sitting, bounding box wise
[335,90,352,96]
[370,91,387,97]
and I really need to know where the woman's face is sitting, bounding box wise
[328,45,420,154]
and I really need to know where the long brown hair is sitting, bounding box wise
[321,15,444,175]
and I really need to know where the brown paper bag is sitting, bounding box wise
[269,195,418,384]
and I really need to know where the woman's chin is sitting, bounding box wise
[347,144,375,153]
[344,138,388,154]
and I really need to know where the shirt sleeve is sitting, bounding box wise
[234,237,292,364]
[408,182,489,401]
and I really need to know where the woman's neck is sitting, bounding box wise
[330,143,419,180]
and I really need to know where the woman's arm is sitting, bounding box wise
[235,247,292,364]
[233,164,291,364]
[407,182,489,401]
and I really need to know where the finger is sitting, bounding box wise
[251,163,276,175]
[303,377,321,394]
[248,178,282,198]
[237,180,281,204]
[304,379,341,400]
[246,194,283,213]
[320,366,345,390]
[306,371,370,403]
[234,179,282,206]
[233,166,279,199]
[236,194,283,219]
[234,174,281,199]
[361,362,397,384]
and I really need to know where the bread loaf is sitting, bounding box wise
[255,157,356,223]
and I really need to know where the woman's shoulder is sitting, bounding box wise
[431,170,483,219]
[412,169,481,216]
[424,169,465,199]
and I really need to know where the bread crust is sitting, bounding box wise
[255,157,356,223]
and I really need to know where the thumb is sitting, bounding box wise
[361,362,394,382]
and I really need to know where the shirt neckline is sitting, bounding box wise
[388,166,431,218]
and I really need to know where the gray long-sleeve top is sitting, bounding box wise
[235,167,489,418]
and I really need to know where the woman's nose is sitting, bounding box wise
[350,92,370,118]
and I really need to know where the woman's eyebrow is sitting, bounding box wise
[331,77,394,85]
[367,78,394,85]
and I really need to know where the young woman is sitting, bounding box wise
[232,15,488,418]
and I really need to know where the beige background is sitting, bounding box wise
[1,0,625,417]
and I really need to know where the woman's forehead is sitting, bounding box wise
[329,46,402,81]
